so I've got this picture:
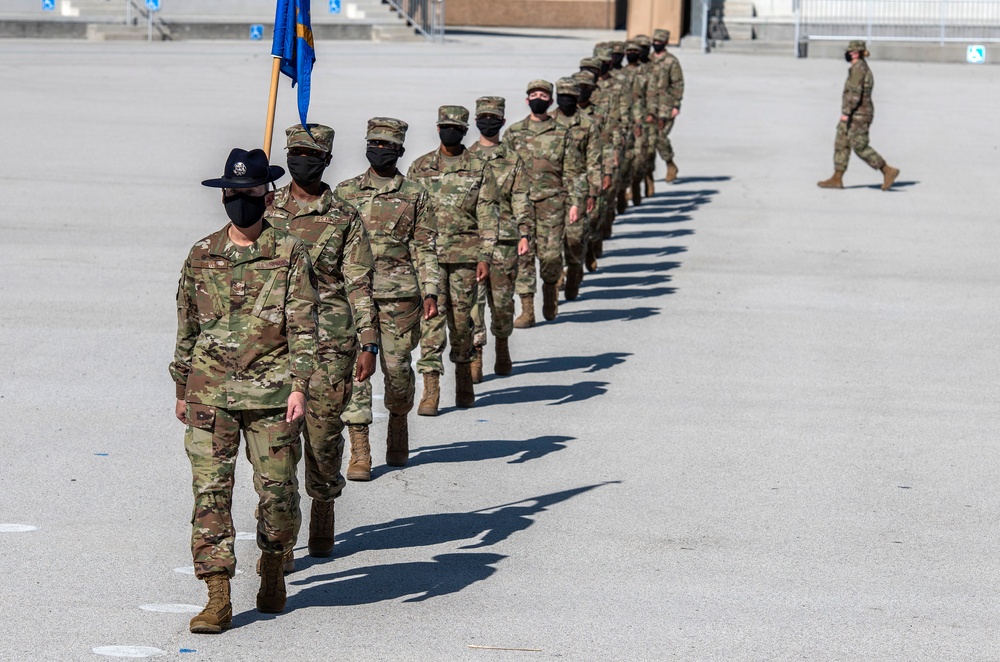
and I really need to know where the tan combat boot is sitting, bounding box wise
[256,552,287,613]
[513,295,535,329]
[565,266,583,301]
[817,170,844,189]
[665,160,679,183]
[308,498,335,558]
[880,164,900,191]
[470,346,484,384]
[631,180,643,206]
[417,372,440,416]
[586,243,598,273]
[189,572,232,634]
[455,363,475,408]
[494,337,512,376]
[542,283,559,321]
[385,412,409,466]
[346,424,371,481]
[616,190,627,215]
[645,174,655,198]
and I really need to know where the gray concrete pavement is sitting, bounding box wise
[1,33,999,661]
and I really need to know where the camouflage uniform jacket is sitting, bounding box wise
[611,67,640,128]
[591,80,625,155]
[578,103,617,181]
[842,59,875,121]
[406,147,499,265]
[334,169,440,300]
[504,116,587,210]
[266,183,377,351]
[170,221,318,408]
[650,51,685,117]
[468,140,534,243]
[625,63,650,125]
[552,109,603,199]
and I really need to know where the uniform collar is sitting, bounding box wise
[273,182,334,217]
[359,168,404,193]
[208,220,277,262]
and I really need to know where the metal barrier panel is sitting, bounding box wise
[799,0,1000,42]
[384,0,445,40]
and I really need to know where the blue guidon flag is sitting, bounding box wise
[272,0,315,129]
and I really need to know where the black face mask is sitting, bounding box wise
[287,154,327,186]
[844,51,853,62]
[224,193,267,228]
[611,53,624,68]
[556,95,578,116]
[366,146,401,173]
[439,126,466,147]
[626,52,640,64]
[640,47,651,62]
[476,116,504,138]
[600,61,611,76]
[528,98,551,115]
[578,87,593,104]
[653,42,666,53]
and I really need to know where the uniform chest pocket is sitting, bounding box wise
[459,178,482,213]
[191,259,229,324]
[384,200,414,240]
[248,258,290,325]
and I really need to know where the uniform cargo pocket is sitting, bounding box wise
[185,403,216,431]
[250,264,289,325]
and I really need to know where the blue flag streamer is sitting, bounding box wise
[272,0,315,129]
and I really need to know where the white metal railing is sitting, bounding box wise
[383,0,445,41]
[795,0,1000,43]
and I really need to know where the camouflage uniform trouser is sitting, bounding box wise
[342,296,422,425]
[656,117,676,163]
[642,121,658,177]
[418,263,478,374]
[304,350,356,502]
[515,195,566,294]
[184,403,301,579]
[472,242,520,347]
[834,119,885,172]
[564,208,588,270]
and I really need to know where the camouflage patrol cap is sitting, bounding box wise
[475,96,506,118]
[634,34,651,47]
[625,39,640,51]
[556,77,580,96]
[437,105,469,128]
[594,47,612,63]
[610,41,625,54]
[286,123,335,153]
[526,79,553,95]
[653,28,670,42]
[366,117,408,145]
[846,40,867,52]
[572,70,596,88]
[579,56,602,71]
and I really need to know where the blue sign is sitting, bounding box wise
[145,0,160,11]
[250,24,264,40]
[329,0,341,14]
[41,0,55,10]
[967,45,986,64]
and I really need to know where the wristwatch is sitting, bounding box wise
[424,294,439,302]
[361,343,379,356]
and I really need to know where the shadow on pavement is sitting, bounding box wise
[513,352,631,374]
[597,259,683,274]
[581,273,671,289]
[474,381,609,407]
[601,245,687,259]
[232,484,620,614]
[549,306,660,324]
[843,180,919,191]
[405,434,575,467]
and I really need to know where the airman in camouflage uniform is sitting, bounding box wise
[818,41,900,191]
[573,69,616,273]
[623,39,651,206]
[552,77,601,301]
[587,48,628,243]
[650,28,685,184]
[468,96,533,381]
[264,124,378,561]
[634,34,661,198]
[408,105,499,414]
[336,117,440,478]
[171,147,317,631]
[506,80,587,324]
[608,40,635,215]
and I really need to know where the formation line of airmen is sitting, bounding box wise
[168,31,687,634]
